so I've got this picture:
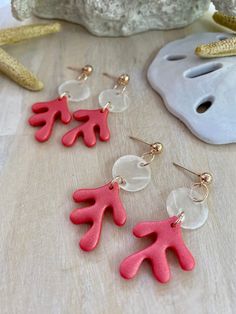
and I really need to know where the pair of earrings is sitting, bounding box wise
[70,136,213,283]
[28,65,130,147]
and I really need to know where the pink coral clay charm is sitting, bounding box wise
[70,182,126,251]
[29,96,72,142]
[120,216,195,283]
[62,108,110,147]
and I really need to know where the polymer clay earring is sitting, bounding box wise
[70,136,163,251]
[58,65,93,102]
[28,65,93,142]
[120,163,213,283]
[61,73,130,148]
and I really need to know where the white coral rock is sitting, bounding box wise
[11,0,211,36]
[212,0,236,16]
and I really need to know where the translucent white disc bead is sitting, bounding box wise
[166,187,209,230]
[112,155,151,192]
[99,89,129,112]
[58,80,90,102]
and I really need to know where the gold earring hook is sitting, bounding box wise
[173,162,213,203]
[130,136,163,167]
[67,64,93,81]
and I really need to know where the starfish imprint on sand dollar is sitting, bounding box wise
[0,23,61,91]
[195,11,236,58]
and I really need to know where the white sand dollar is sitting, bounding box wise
[99,89,129,113]
[148,32,236,144]
[112,155,151,192]
[166,187,208,229]
[58,80,90,102]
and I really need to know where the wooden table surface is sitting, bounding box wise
[0,4,235,314]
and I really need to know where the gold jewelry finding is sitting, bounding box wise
[110,176,126,189]
[102,72,130,94]
[59,91,71,99]
[101,101,112,112]
[114,74,130,93]
[171,211,185,228]
[67,64,94,81]
[129,136,163,167]
[173,162,213,203]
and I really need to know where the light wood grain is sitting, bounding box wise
[0,4,235,314]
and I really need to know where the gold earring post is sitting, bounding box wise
[102,72,130,93]
[173,162,199,177]
[129,136,163,153]
[130,135,163,166]
[67,64,93,80]
[102,72,116,80]
[173,162,213,203]
[114,74,130,93]
[173,162,213,185]
[129,136,152,146]
[117,74,130,86]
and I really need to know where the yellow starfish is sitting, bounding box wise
[195,11,236,58]
[0,22,61,91]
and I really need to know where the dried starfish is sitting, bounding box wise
[195,11,236,58]
[0,23,61,90]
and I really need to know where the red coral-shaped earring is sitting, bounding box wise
[62,108,110,147]
[120,215,195,283]
[71,181,126,251]
[70,136,163,251]
[29,94,72,142]
[62,73,130,148]
[120,162,213,283]
[29,65,93,142]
